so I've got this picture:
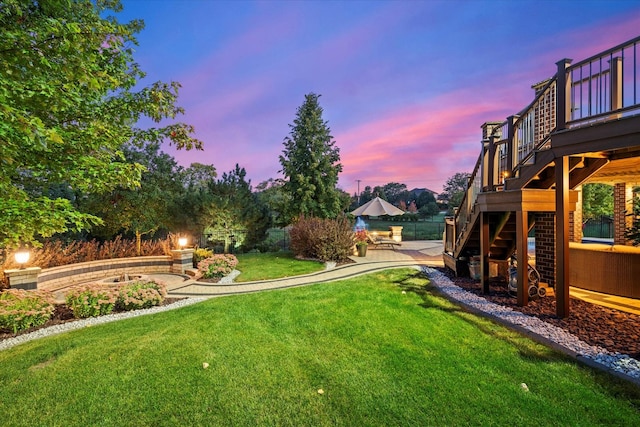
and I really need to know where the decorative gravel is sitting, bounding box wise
[421,266,640,381]
[3,266,640,384]
[0,297,209,352]
[217,270,241,284]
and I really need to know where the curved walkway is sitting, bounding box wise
[166,240,444,298]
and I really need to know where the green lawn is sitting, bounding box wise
[0,269,638,426]
[235,252,326,282]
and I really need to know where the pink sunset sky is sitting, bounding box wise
[118,0,640,196]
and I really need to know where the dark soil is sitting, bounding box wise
[442,268,640,360]
[0,297,185,342]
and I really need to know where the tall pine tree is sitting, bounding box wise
[279,93,343,224]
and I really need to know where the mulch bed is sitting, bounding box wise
[441,268,640,359]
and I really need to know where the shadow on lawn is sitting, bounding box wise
[392,271,566,363]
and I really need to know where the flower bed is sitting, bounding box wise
[197,254,238,280]
[0,279,168,334]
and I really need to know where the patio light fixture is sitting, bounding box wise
[178,237,188,249]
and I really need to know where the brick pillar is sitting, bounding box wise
[171,249,195,274]
[613,183,633,245]
[572,186,583,242]
[4,267,42,290]
[534,213,555,287]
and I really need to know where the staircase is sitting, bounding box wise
[443,35,640,278]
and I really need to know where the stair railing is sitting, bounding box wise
[512,77,557,173]
[446,35,640,259]
[453,154,482,251]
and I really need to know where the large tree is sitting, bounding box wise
[582,183,613,221]
[80,143,184,254]
[0,0,202,248]
[441,172,471,213]
[201,165,271,252]
[278,93,343,224]
[382,182,409,207]
[255,178,290,225]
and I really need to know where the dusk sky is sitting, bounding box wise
[118,0,640,196]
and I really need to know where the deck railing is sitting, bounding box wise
[446,35,640,258]
[453,155,482,250]
[568,35,640,127]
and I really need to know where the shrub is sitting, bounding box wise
[65,285,118,318]
[289,216,354,262]
[193,248,214,268]
[0,235,177,272]
[116,280,167,311]
[0,289,56,333]
[198,254,238,279]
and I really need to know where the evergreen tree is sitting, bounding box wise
[279,93,343,224]
[201,165,271,252]
[625,186,640,246]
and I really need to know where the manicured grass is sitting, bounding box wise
[0,269,639,426]
[234,251,326,282]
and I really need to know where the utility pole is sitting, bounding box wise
[356,179,361,206]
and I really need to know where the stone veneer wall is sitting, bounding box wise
[37,256,173,291]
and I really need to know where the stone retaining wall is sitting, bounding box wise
[37,256,173,291]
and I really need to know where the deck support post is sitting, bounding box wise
[516,210,529,307]
[488,135,498,189]
[506,116,517,175]
[555,156,570,317]
[555,58,572,131]
[480,212,490,294]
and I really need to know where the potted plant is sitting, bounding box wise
[354,230,368,257]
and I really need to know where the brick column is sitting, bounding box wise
[613,183,633,245]
[572,186,583,242]
[534,213,555,287]
[4,267,42,290]
[171,249,195,274]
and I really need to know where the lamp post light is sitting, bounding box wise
[14,247,30,269]
[178,237,188,249]
[172,237,194,275]
[4,246,40,290]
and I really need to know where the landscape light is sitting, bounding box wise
[14,247,30,268]
[178,237,188,249]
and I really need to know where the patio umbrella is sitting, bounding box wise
[350,197,405,217]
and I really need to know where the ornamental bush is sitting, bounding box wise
[65,285,118,319]
[116,280,167,311]
[0,289,56,333]
[289,215,354,262]
[198,254,238,279]
[193,248,214,268]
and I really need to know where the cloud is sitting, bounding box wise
[154,1,640,197]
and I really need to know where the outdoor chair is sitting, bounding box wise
[366,231,401,250]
